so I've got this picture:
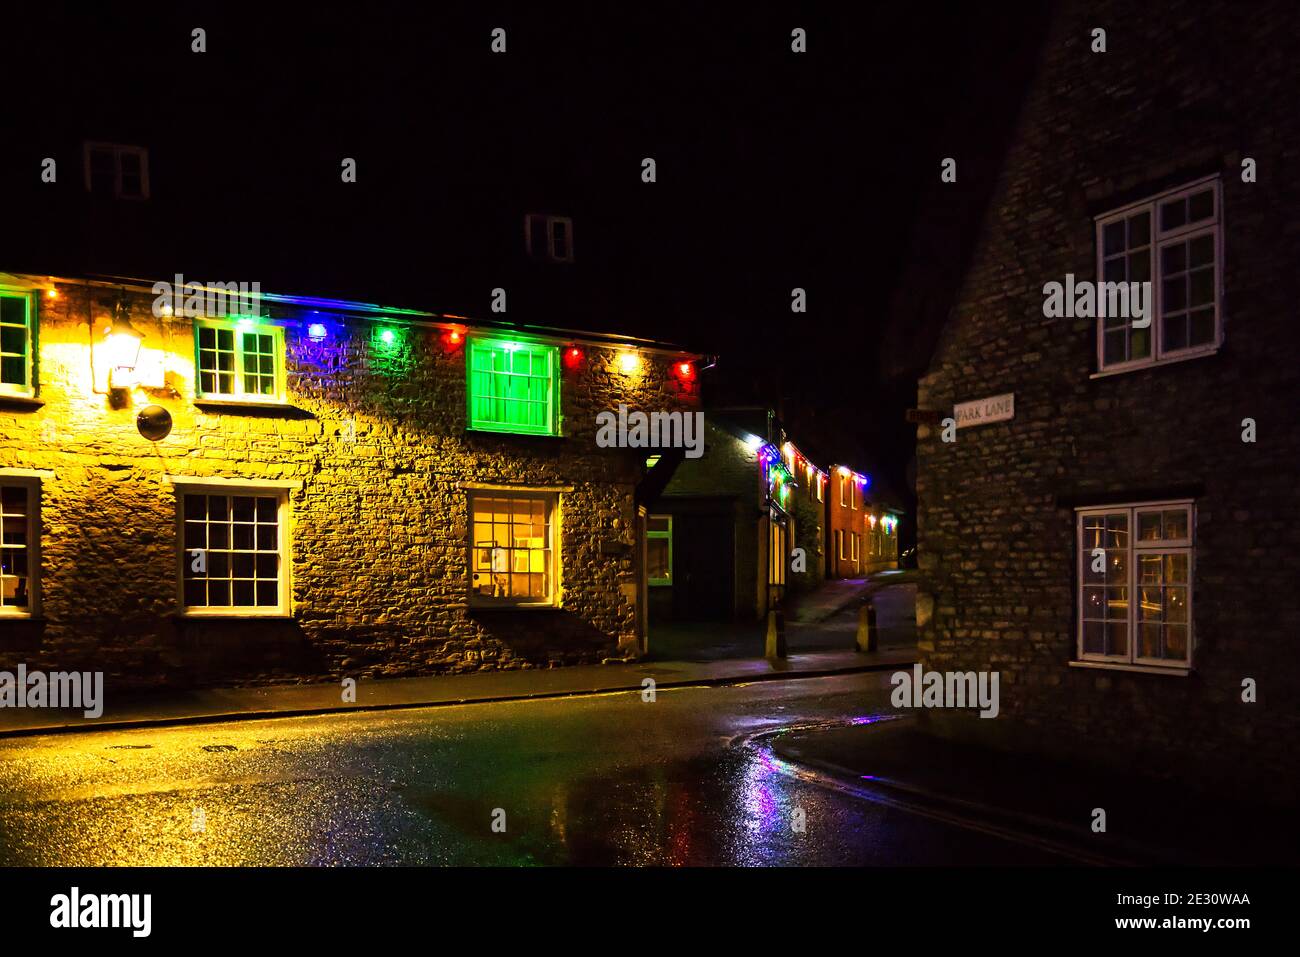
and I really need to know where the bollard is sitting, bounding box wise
[765,609,787,659]
[856,601,878,653]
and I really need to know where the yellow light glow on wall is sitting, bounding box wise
[618,351,640,373]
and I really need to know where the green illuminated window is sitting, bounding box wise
[0,291,34,396]
[468,338,559,435]
[647,514,672,586]
[195,319,285,401]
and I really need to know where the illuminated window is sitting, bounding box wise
[181,488,288,615]
[0,290,34,397]
[83,142,150,200]
[0,480,39,615]
[470,491,557,605]
[195,319,285,401]
[1077,501,1193,670]
[468,339,559,435]
[647,514,672,586]
[1095,176,1220,372]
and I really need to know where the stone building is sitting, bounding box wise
[0,272,700,687]
[912,0,1300,800]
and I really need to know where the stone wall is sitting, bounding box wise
[913,0,1300,801]
[0,278,698,687]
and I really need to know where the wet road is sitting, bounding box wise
[0,672,1071,865]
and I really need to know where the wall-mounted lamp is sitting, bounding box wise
[105,293,145,373]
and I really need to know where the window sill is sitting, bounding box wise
[0,394,43,408]
[1069,659,1190,677]
[173,611,295,620]
[468,602,562,611]
[194,398,298,412]
[465,427,563,440]
[1090,346,1220,379]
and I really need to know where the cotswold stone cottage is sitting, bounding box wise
[0,273,699,686]
[913,0,1299,800]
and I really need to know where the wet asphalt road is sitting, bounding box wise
[0,672,1071,866]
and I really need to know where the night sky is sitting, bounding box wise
[1,1,1052,520]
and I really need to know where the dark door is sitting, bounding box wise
[674,512,734,620]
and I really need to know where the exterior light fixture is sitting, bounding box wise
[105,293,145,372]
[618,351,640,373]
[677,361,694,379]
[744,434,764,452]
[563,345,584,369]
[379,328,397,345]
[46,288,58,300]
[307,322,328,341]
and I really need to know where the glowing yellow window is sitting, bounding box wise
[469,492,557,606]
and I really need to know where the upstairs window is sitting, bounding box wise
[0,290,34,396]
[525,214,574,263]
[647,514,672,586]
[1095,176,1221,372]
[194,319,285,402]
[83,142,150,200]
[468,338,559,435]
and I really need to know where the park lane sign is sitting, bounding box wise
[953,392,1014,429]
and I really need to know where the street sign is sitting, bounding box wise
[953,392,1015,429]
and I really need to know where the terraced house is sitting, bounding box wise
[0,272,700,686]
[912,0,1299,801]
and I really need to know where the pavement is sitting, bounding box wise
[0,646,916,738]
[648,578,917,661]
[770,714,1298,866]
[784,568,916,624]
[0,580,920,738]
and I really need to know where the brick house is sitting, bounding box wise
[824,465,901,578]
[912,0,1300,800]
[826,465,868,578]
[0,272,700,687]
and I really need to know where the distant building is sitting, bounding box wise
[649,409,792,624]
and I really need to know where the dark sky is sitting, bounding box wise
[1,0,1051,511]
